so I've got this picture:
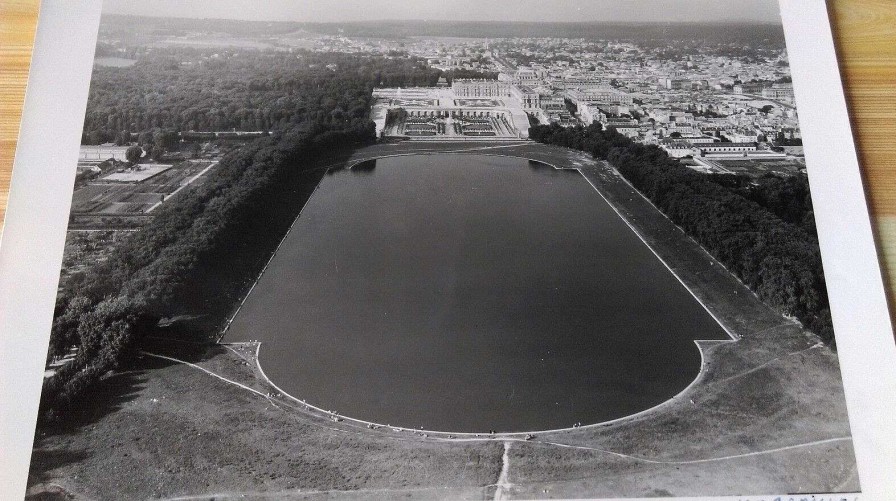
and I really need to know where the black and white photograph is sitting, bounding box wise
[4,0,894,499]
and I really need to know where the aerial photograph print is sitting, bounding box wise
[25,0,859,499]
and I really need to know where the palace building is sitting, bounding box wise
[451,79,513,99]
[370,84,531,140]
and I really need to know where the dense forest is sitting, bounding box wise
[528,123,832,343]
[41,51,443,421]
[707,172,817,238]
[83,47,491,144]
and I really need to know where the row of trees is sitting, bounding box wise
[44,125,373,421]
[41,52,446,421]
[529,122,833,343]
[708,173,817,238]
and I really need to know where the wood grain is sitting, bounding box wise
[829,0,896,296]
[0,0,38,232]
[0,0,894,296]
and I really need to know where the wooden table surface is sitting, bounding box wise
[1,0,894,298]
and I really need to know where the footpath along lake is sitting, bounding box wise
[224,154,729,432]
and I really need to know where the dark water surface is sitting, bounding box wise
[224,154,729,432]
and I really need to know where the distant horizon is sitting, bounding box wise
[101,13,782,26]
[102,0,782,24]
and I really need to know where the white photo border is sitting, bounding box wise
[0,1,102,497]
[781,0,896,497]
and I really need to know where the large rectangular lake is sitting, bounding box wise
[224,154,729,432]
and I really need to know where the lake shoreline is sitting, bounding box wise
[222,151,729,431]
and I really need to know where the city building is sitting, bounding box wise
[371,85,530,140]
[698,143,758,155]
[452,79,512,98]
[762,83,795,102]
[565,87,633,107]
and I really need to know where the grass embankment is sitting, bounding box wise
[28,142,857,499]
[29,343,504,500]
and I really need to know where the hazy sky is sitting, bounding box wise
[103,0,782,24]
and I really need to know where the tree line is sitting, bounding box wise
[41,53,444,422]
[707,172,817,238]
[44,127,370,422]
[529,122,833,343]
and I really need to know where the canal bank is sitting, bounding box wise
[221,151,730,432]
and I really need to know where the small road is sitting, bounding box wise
[145,160,219,213]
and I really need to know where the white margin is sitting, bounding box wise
[0,1,103,498]
[781,0,896,497]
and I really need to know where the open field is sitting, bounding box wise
[700,156,807,177]
[68,160,217,228]
[101,164,172,183]
[28,141,856,499]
